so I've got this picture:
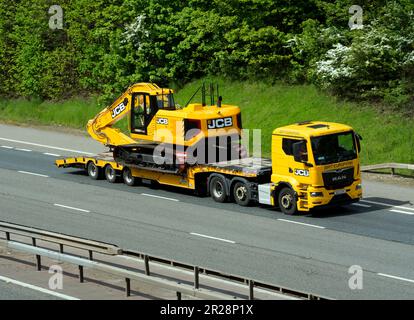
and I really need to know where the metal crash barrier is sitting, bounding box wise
[0,221,329,300]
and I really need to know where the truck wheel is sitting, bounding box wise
[233,181,252,206]
[278,187,297,215]
[87,161,102,180]
[209,176,227,203]
[104,165,118,183]
[123,168,137,186]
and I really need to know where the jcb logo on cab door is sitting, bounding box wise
[207,117,233,129]
[294,169,310,177]
[111,101,127,118]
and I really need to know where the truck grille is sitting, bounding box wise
[322,167,354,190]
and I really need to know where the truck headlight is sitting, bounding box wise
[310,192,323,197]
[356,184,362,190]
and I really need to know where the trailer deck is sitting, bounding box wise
[55,153,273,189]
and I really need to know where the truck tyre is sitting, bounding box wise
[233,181,252,207]
[104,165,118,183]
[278,187,297,215]
[87,161,102,180]
[123,167,137,186]
[209,176,228,203]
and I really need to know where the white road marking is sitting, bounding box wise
[277,219,325,229]
[1,145,13,149]
[0,275,79,300]
[18,171,49,178]
[394,206,414,212]
[377,273,414,284]
[141,193,179,202]
[190,232,236,244]
[351,203,371,208]
[54,203,90,213]
[0,137,94,155]
[43,152,61,157]
[389,209,414,216]
[15,148,32,152]
[360,199,394,207]
[361,200,414,212]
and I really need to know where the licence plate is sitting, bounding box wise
[334,189,346,195]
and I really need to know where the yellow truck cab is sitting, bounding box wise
[263,121,363,214]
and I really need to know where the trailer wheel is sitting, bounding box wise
[233,181,252,207]
[209,176,228,203]
[278,187,297,215]
[122,168,137,186]
[104,165,118,183]
[87,161,102,180]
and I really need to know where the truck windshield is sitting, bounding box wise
[311,131,357,165]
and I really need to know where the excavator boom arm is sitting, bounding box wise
[86,83,163,146]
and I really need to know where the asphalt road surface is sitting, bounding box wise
[0,276,63,300]
[0,124,413,299]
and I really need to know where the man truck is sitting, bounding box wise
[56,83,362,214]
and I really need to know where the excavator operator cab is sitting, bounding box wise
[131,92,176,134]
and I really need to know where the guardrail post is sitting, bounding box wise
[35,255,41,271]
[391,168,395,176]
[144,255,150,276]
[89,250,93,261]
[31,237,41,271]
[5,232,10,241]
[78,265,84,283]
[248,280,254,300]
[125,278,131,297]
[59,244,64,253]
[194,266,199,289]
[176,292,182,300]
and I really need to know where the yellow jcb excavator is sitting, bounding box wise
[86,83,243,171]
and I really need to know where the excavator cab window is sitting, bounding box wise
[131,92,175,134]
[156,93,175,110]
[131,93,151,134]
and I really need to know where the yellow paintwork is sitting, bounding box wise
[55,155,258,190]
[86,82,241,148]
[62,106,362,213]
[270,121,362,211]
[273,121,354,139]
[135,103,241,146]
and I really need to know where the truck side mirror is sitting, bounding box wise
[356,133,362,153]
[292,140,309,163]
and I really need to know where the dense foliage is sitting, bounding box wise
[0,0,413,110]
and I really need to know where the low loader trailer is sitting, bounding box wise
[56,121,363,215]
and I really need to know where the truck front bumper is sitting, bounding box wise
[303,180,362,211]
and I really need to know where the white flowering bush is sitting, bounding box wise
[312,2,414,110]
[315,43,354,89]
